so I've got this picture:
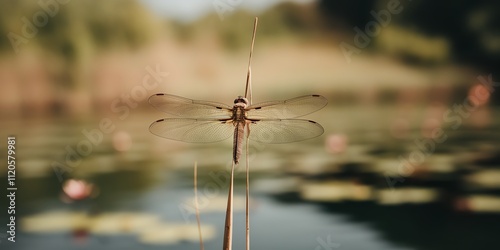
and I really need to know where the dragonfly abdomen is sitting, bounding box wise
[233,122,246,164]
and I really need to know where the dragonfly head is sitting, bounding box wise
[233,96,249,107]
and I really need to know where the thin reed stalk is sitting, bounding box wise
[222,161,235,250]
[244,17,258,104]
[244,17,258,250]
[245,136,250,250]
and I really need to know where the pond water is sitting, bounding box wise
[1,106,500,250]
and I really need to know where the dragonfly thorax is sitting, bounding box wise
[233,96,249,107]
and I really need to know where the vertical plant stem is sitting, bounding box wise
[245,136,250,250]
[194,161,204,250]
[244,17,258,104]
[222,161,235,250]
[244,16,258,250]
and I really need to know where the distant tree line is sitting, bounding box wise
[319,0,500,75]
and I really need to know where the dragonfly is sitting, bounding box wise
[149,94,328,164]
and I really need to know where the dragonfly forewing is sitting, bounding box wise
[246,95,327,119]
[150,118,234,143]
[149,94,233,119]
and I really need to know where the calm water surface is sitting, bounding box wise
[1,106,500,250]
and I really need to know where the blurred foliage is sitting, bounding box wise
[0,0,160,88]
[1,0,499,88]
[397,0,500,72]
[169,2,324,50]
[1,0,159,55]
[0,0,325,71]
[375,26,450,65]
[319,0,500,73]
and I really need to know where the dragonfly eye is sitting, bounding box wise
[234,97,249,105]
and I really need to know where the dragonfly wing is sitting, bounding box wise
[248,119,324,144]
[149,94,232,119]
[150,118,234,143]
[246,95,327,119]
